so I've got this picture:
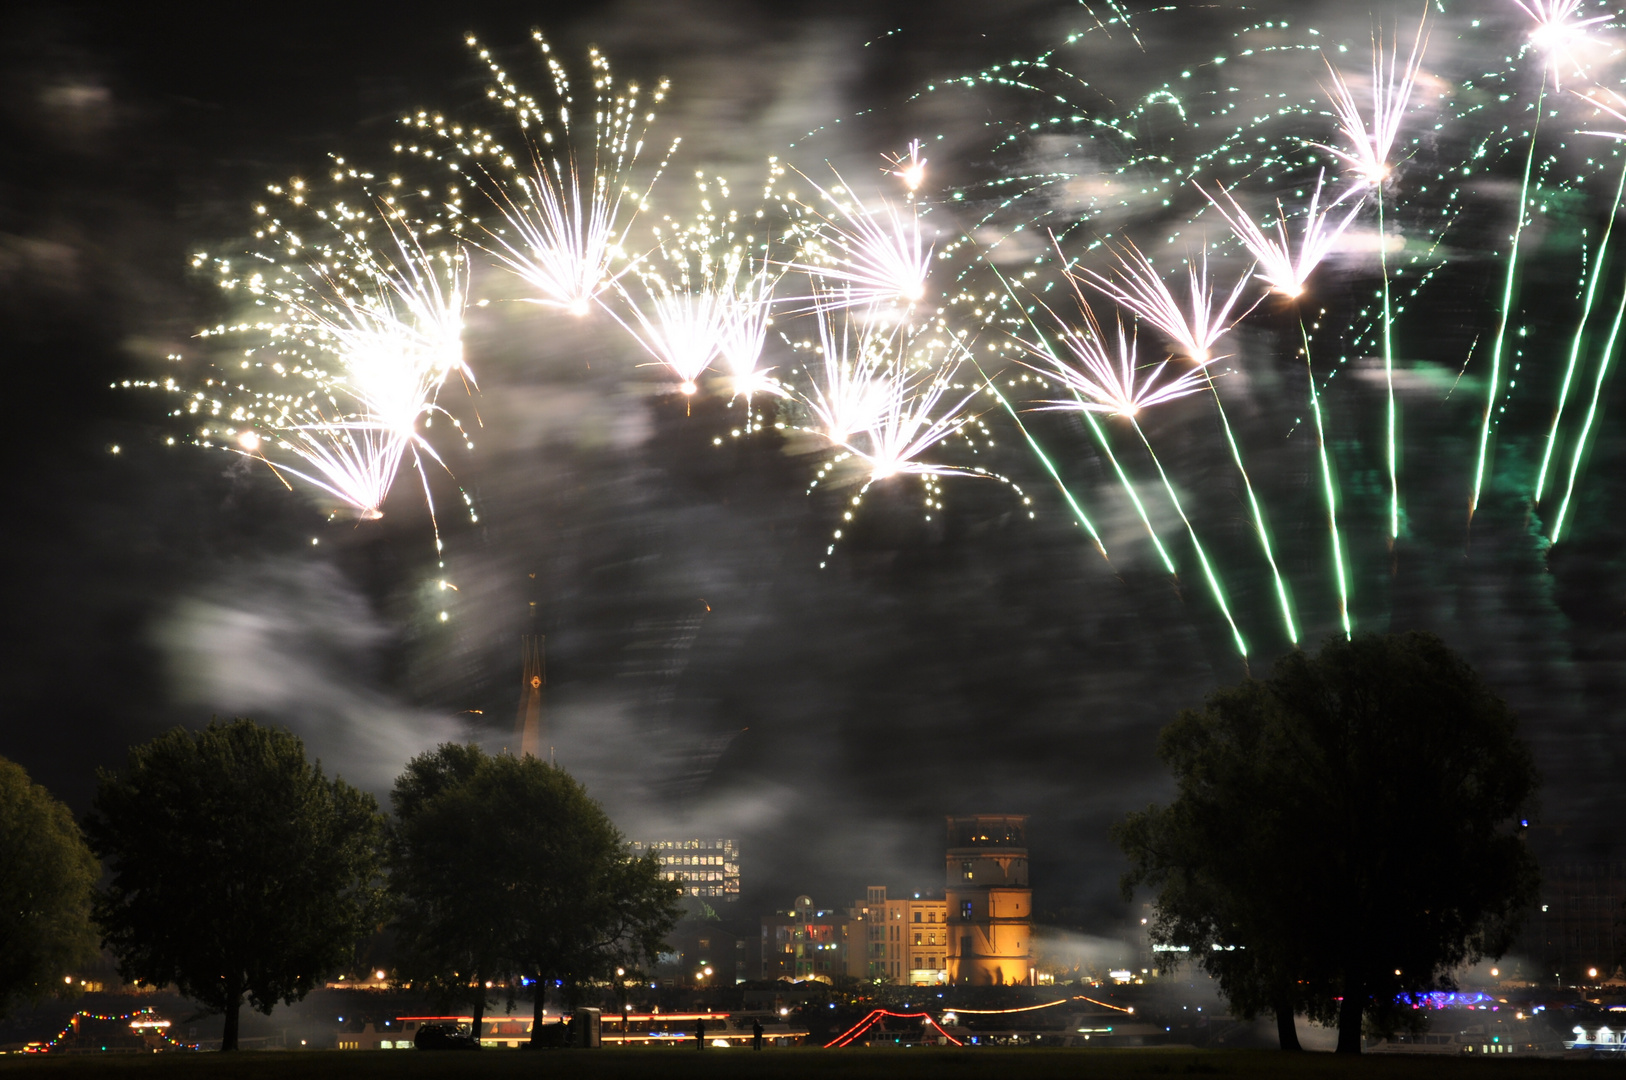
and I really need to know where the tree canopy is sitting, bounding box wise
[1115,632,1540,1054]
[85,719,384,1050]
[387,746,679,1047]
[0,755,100,1018]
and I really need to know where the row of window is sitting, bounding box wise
[662,870,726,882]
[630,839,737,852]
[662,854,728,867]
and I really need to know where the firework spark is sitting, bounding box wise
[884,139,929,193]
[718,265,781,399]
[1023,299,1211,417]
[786,170,934,309]
[612,276,736,394]
[1022,288,1250,657]
[845,346,984,482]
[1075,241,1251,365]
[1199,170,1362,298]
[185,171,472,528]
[800,300,900,445]
[1513,0,1611,89]
[1314,20,1429,186]
[462,32,673,315]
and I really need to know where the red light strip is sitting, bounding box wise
[825,1009,963,1048]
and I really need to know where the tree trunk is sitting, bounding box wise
[470,976,485,1049]
[528,975,546,1048]
[1272,998,1301,1051]
[222,987,242,1052]
[1335,977,1365,1055]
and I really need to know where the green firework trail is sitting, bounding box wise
[975,364,1109,560]
[1201,368,1298,645]
[1553,241,1626,543]
[1130,417,1248,660]
[1536,159,1626,504]
[1302,317,1351,639]
[1472,74,1546,522]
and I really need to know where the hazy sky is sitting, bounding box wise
[3,0,1624,936]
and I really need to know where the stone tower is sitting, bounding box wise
[944,814,1033,986]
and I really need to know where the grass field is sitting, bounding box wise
[2,1048,1623,1078]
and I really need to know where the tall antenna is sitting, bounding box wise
[516,634,546,758]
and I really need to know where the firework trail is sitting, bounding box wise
[643,172,783,405]
[1536,158,1626,503]
[1075,243,1297,644]
[1552,257,1626,543]
[782,168,934,310]
[1000,264,1175,573]
[1513,0,1612,90]
[178,168,472,533]
[449,32,675,315]
[799,299,899,445]
[1552,89,1626,542]
[1203,172,1360,636]
[789,301,1027,565]
[1301,319,1353,638]
[1198,171,1364,301]
[1023,297,1246,656]
[1317,18,1427,540]
[611,276,736,395]
[974,369,1110,559]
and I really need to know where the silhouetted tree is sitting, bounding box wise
[1116,632,1540,1054]
[388,743,509,1037]
[0,755,99,1017]
[85,720,384,1050]
[386,748,679,1048]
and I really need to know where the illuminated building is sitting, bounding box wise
[760,895,857,983]
[944,814,1034,986]
[848,887,949,985]
[626,837,740,901]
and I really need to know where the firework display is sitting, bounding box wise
[152,1,1626,669]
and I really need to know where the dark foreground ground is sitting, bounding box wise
[2,1049,1624,1078]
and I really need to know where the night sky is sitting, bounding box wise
[4,0,1624,949]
